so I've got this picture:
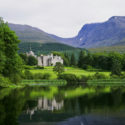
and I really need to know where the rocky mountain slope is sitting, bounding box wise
[50,16,125,48]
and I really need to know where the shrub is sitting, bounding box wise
[24,70,34,79]
[0,75,10,87]
[35,66,44,69]
[58,73,78,83]
[93,72,108,79]
[79,75,89,83]
[33,73,44,79]
[43,73,51,79]
[110,74,120,79]
[9,74,22,84]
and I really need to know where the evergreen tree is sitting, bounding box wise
[70,53,76,66]
[111,59,121,76]
[78,51,86,68]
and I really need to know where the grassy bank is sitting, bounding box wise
[29,66,110,79]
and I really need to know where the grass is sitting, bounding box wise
[29,66,110,79]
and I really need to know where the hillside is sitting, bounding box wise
[88,45,125,53]
[9,16,125,49]
[50,16,125,48]
[19,42,82,55]
[9,23,59,43]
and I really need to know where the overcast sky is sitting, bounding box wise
[0,0,125,37]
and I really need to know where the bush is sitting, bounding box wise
[93,72,108,79]
[35,66,44,69]
[0,75,10,87]
[24,70,34,79]
[110,74,120,79]
[33,73,44,79]
[58,73,78,83]
[43,73,51,79]
[9,74,22,84]
[79,75,89,83]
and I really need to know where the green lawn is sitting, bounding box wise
[30,66,111,79]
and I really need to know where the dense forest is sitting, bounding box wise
[18,42,83,55]
[78,51,125,76]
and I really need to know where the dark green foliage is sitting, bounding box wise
[0,75,10,87]
[93,72,108,79]
[53,62,64,75]
[77,51,125,76]
[27,56,38,66]
[19,42,80,54]
[111,59,122,76]
[19,53,28,64]
[70,53,76,66]
[0,18,23,84]
[58,74,78,83]
[35,66,44,69]
[78,51,88,69]
[24,70,34,79]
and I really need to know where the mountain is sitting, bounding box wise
[9,23,59,43]
[8,23,84,55]
[9,16,125,49]
[50,16,125,48]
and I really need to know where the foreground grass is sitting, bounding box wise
[30,66,110,79]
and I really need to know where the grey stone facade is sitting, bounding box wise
[26,51,63,66]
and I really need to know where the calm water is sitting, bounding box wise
[0,86,125,125]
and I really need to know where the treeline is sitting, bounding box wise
[0,18,23,85]
[78,51,125,76]
[56,50,125,76]
[18,42,81,55]
[19,53,38,66]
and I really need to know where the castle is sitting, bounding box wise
[26,51,63,66]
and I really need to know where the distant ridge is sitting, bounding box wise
[9,23,59,43]
[50,16,125,48]
[9,16,125,48]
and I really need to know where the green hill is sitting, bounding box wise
[9,23,59,43]
[19,42,82,55]
[89,45,125,53]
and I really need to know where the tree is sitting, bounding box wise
[53,62,64,75]
[0,18,5,73]
[0,17,23,83]
[78,51,87,68]
[111,59,122,76]
[27,56,38,66]
[19,53,28,64]
[70,53,76,66]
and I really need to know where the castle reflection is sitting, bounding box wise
[26,97,64,119]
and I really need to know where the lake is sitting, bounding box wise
[0,86,125,125]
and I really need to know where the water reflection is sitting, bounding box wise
[0,86,125,125]
[26,97,64,120]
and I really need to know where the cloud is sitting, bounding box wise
[0,0,125,37]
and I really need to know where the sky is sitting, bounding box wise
[0,0,125,37]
